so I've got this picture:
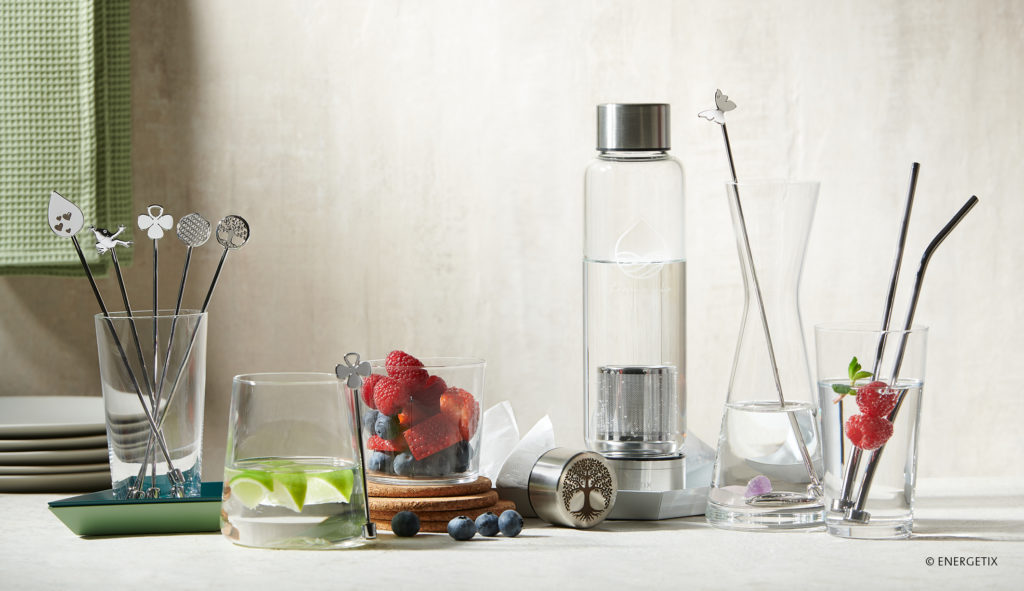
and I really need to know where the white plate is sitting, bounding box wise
[0,396,105,437]
[0,462,109,475]
[0,447,108,465]
[0,470,111,493]
[0,433,107,452]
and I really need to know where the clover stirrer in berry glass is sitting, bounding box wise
[336,353,376,540]
[832,163,920,513]
[699,91,822,497]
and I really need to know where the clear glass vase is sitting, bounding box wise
[706,180,824,530]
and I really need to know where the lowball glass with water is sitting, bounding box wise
[220,373,367,549]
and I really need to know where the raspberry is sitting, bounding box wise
[440,387,480,441]
[403,413,461,460]
[373,376,410,416]
[411,375,447,407]
[386,350,429,386]
[856,381,898,418]
[361,374,381,410]
[845,414,894,451]
[367,434,406,452]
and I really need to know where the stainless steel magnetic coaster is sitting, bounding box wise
[528,448,617,529]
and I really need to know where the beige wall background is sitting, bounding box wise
[1,0,1021,480]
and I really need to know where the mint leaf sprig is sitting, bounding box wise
[831,356,873,402]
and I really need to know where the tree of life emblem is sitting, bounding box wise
[561,457,614,522]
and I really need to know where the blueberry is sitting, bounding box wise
[374,413,400,440]
[390,510,420,537]
[498,510,523,537]
[453,440,471,473]
[393,452,415,476]
[368,451,393,473]
[447,516,476,541]
[475,511,499,537]
[362,409,379,432]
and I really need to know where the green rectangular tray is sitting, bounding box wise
[49,482,223,536]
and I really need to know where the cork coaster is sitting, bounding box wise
[370,499,516,523]
[368,489,498,513]
[367,476,492,498]
[375,519,450,534]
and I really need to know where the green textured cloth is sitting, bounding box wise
[0,0,131,276]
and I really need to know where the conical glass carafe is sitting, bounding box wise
[706,180,824,530]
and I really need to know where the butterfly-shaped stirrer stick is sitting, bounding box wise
[336,352,376,540]
[698,91,822,496]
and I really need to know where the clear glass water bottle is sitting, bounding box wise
[583,104,686,461]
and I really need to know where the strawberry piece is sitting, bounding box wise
[398,399,437,429]
[845,414,894,451]
[403,413,461,460]
[361,374,382,410]
[373,376,410,416]
[367,434,406,452]
[856,381,898,418]
[411,375,447,407]
[386,350,428,386]
[440,387,480,441]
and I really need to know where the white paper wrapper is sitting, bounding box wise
[478,401,521,481]
[495,415,555,489]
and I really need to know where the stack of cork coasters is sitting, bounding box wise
[368,476,515,533]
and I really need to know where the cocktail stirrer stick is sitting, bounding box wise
[158,215,249,427]
[46,192,183,497]
[835,163,920,511]
[337,353,376,540]
[847,195,979,521]
[134,214,211,490]
[136,205,174,496]
[699,90,822,494]
[100,229,156,401]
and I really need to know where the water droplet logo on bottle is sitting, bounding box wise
[614,219,668,279]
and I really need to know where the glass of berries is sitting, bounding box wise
[358,351,485,485]
[814,323,929,539]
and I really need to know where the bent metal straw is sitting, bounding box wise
[46,192,185,497]
[699,90,822,495]
[846,195,979,522]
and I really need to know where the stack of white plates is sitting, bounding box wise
[0,396,111,493]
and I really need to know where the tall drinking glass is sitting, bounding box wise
[816,324,927,539]
[220,373,367,549]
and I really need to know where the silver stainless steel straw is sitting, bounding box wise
[834,163,920,512]
[847,195,979,521]
[700,90,822,494]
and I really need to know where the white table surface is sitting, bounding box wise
[2,477,1022,590]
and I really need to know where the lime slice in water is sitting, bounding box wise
[270,472,308,512]
[228,470,274,509]
[306,469,354,505]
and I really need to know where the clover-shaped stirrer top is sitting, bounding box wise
[335,352,376,540]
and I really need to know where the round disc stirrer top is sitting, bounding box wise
[177,212,212,247]
[216,215,250,250]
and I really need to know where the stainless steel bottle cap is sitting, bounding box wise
[597,103,670,151]
[528,448,617,529]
